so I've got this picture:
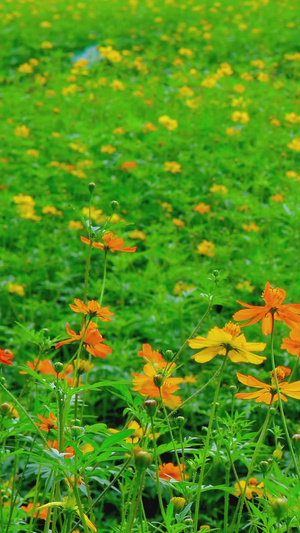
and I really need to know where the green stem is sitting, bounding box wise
[167,299,213,371]
[99,250,108,307]
[224,463,230,533]
[150,414,169,528]
[232,406,272,533]
[83,244,93,305]
[270,317,300,478]
[193,355,227,533]
[126,470,146,533]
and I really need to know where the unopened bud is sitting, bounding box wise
[260,461,269,474]
[199,527,211,531]
[165,350,174,358]
[170,496,186,511]
[54,362,64,373]
[71,425,83,437]
[0,402,11,414]
[176,416,186,428]
[144,399,157,415]
[111,200,119,211]
[134,448,152,469]
[88,182,96,193]
[153,374,164,388]
[270,497,287,520]
[292,434,300,450]
[229,385,237,395]
[273,446,283,460]
[269,407,277,416]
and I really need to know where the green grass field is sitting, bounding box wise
[0,0,300,531]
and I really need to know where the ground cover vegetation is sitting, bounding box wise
[0,0,300,531]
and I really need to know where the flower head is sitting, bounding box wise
[281,327,300,358]
[137,343,164,363]
[55,322,112,358]
[233,281,300,334]
[233,478,264,499]
[158,462,188,481]
[19,358,56,375]
[0,349,14,366]
[69,298,114,321]
[189,322,266,364]
[132,361,183,409]
[235,366,300,404]
[81,232,136,253]
[37,412,57,432]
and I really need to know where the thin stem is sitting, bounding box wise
[270,317,300,478]
[150,414,169,528]
[193,355,227,533]
[99,250,108,307]
[232,406,272,533]
[83,244,93,305]
[126,470,146,533]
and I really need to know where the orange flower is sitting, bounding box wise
[233,478,264,499]
[69,298,114,321]
[37,412,57,432]
[281,328,300,358]
[19,358,55,375]
[121,161,137,171]
[132,362,183,409]
[233,281,300,335]
[48,440,74,458]
[81,232,136,253]
[55,322,112,358]
[235,366,300,404]
[137,343,164,363]
[0,348,14,366]
[22,502,49,520]
[158,462,188,481]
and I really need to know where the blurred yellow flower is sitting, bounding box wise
[231,111,250,124]
[251,59,265,69]
[270,194,284,202]
[68,220,84,230]
[285,113,300,124]
[194,202,211,214]
[27,149,39,157]
[242,222,260,232]
[164,161,181,173]
[110,79,125,91]
[42,206,62,216]
[7,283,25,297]
[113,127,125,135]
[129,230,146,241]
[41,42,53,49]
[100,145,116,154]
[287,138,300,151]
[197,240,215,257]
[236,281,255,293]
[172,218,185,228]
[158,115,178,131]
[18,63,33,74]
[143,122,158,132]
[210,184,228,194]
[14,125,30,137]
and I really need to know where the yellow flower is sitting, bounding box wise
[257,72,269,82]
[251,59,265,69]
[270,118,281,126]
[158,115,178,131]
[18,63,33,74]
[242,222,260,232]
[286,170,299,180]
[236,281,255,293]
[240,72,253,81]
[179,47,193,57]
[40,21,52,28]
[210,184,228,194]
[178,86,194,97]
[218,62,233,76]
[27,149,39,157]
[100,145,116,154]
[285,112,300,124]
[172,218,185,227]
[113,127,125,135]
[68,220,84,230]
[143,122,158,132]
[287,138,300,151]
[189,322,266,364]
[14,125,30,137]
[7,282,25,297]
[129,229,146,241]
[41,41,53,49]
[42,206,62,216]
[234,84,246,93]
[233,478,264,499]
[164,161,181,174]
[173,281,195,295]
[99,45,122,63]
[194,203,210,214]
[197,240,215,257]
[270,194,284,202]
[13,194,35,205]
[226,127,240,136]
[81,206,104,224]
[231,111,250,124]
[110,79,125,91]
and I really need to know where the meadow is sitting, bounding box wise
[0,0,300,531]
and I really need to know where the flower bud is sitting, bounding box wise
[269,407,277,416]
[134,448,152,470]
[272,446,283,460]
[144,399,157,415]
[170,496,186,511]
[229,385,237,395]
[88,182,96,193]
[111,200,119,211]
[260,461,269,474]
[292,433,300,450]
[153,374,164,388]
[176,416,186,428]
[0,402,11,414]
[199,526,211,531]
[54,362,64,373]
[165,350,174,358]
[270,497,287,520]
